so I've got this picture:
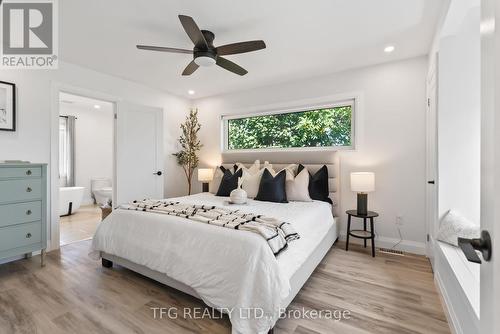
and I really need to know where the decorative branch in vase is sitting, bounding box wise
[173,108,202,195]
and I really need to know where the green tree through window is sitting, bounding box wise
[227,105,352,150]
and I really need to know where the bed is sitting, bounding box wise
[89,162,340,334]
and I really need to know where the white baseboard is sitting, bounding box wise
[432,241,479,334]
[338,233,427,255]
[435,270,461,334]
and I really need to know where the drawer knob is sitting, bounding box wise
[26,170,32,176]
[26,233,32,238]
[26,210,32,215]
[26,187,32,193]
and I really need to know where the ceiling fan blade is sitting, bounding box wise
[182,60,199,76]
[216,40,266,56]
[136,45,193,54]
[178,15,208,49]
[216,57,248,76]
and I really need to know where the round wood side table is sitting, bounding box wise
[345,210,379,257]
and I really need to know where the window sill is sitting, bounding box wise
[437,241,480,318]
[222,146,355,154]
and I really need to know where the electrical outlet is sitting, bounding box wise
[396,216,404,226]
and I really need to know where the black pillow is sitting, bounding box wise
[219,164,238,173]
[298,164,332,204]
[255,169,288,203]
[216,168,243,196]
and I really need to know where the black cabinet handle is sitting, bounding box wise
[26,187,32,192]
[26,233,32,238]
[154,171,163,176]
[26,170,32,176]
[427,180,435,184]
[458,230,492,263]
[26,210,32,215]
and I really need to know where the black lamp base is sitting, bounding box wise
[357,193,368,216]
[202,183,209,193]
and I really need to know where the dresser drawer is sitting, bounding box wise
[0,179,42,203]
[0,166,41,179]
[0,221,42,252]
[0,201,42,228]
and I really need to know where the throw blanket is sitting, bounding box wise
[122,199,300,255]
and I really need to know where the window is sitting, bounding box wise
[223,100,354,151]
[59,117,69,182]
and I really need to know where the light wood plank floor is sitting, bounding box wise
[60,205,101,246]
[0,241,450,334]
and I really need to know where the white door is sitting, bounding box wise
[480,0,499,332]
[426,54,438,266]
[115,102,164,206]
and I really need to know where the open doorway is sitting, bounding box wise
[58,92,114,246]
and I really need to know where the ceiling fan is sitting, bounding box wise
[137,15,266,76]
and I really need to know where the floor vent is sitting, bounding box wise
[378,248,405,256]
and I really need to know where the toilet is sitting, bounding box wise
[91,178,112,206]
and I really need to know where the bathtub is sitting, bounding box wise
[59,186,85,216]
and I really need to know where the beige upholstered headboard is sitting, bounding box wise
[221,158,340,217]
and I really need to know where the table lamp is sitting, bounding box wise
[350,172,375,215]
[198,168,213,192]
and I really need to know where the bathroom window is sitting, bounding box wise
[59,117,68,184]
[59,116,76,187]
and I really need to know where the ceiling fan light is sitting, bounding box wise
[194,56,216,67]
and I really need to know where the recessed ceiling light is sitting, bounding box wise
[384,45,395,53]
[94,104,101,109]
[188,90,195,95]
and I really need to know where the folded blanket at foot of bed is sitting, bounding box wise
[122,199,300,256]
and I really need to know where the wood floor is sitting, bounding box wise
[0,240,450,334]
[60,205,101,246]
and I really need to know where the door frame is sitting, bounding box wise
[49,82,121,251]
[480,0,499,332]
[426,53,439,265]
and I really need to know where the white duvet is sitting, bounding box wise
[89,193,334,334]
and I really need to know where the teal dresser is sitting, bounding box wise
[0,163,47,266]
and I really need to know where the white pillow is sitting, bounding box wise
[209,167,224,194]
[437,210,480,247]
[286,167,312,202]
[263,161,273,172]
[283,164,298,179]
[236,160,260,174]
[241,165,276,199]
[241,168,264,198]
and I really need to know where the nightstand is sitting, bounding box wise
[345,210,379,257]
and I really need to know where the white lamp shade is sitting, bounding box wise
[198,168,214,182]
[350,172,375,192]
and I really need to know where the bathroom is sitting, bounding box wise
[59,92,114,246]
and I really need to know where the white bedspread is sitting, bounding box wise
[89,193,334,334]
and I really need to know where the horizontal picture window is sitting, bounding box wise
[223,100,354,151]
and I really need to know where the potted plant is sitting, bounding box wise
[173,109,202,195]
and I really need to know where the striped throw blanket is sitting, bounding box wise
[122,200,300,256]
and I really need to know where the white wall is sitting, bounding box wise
[60,102,114,204]
[0,61,190,250]
[426,2,481,333]
[0,56,429,252]
[438,3,481,224]
[193,56,428,252]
